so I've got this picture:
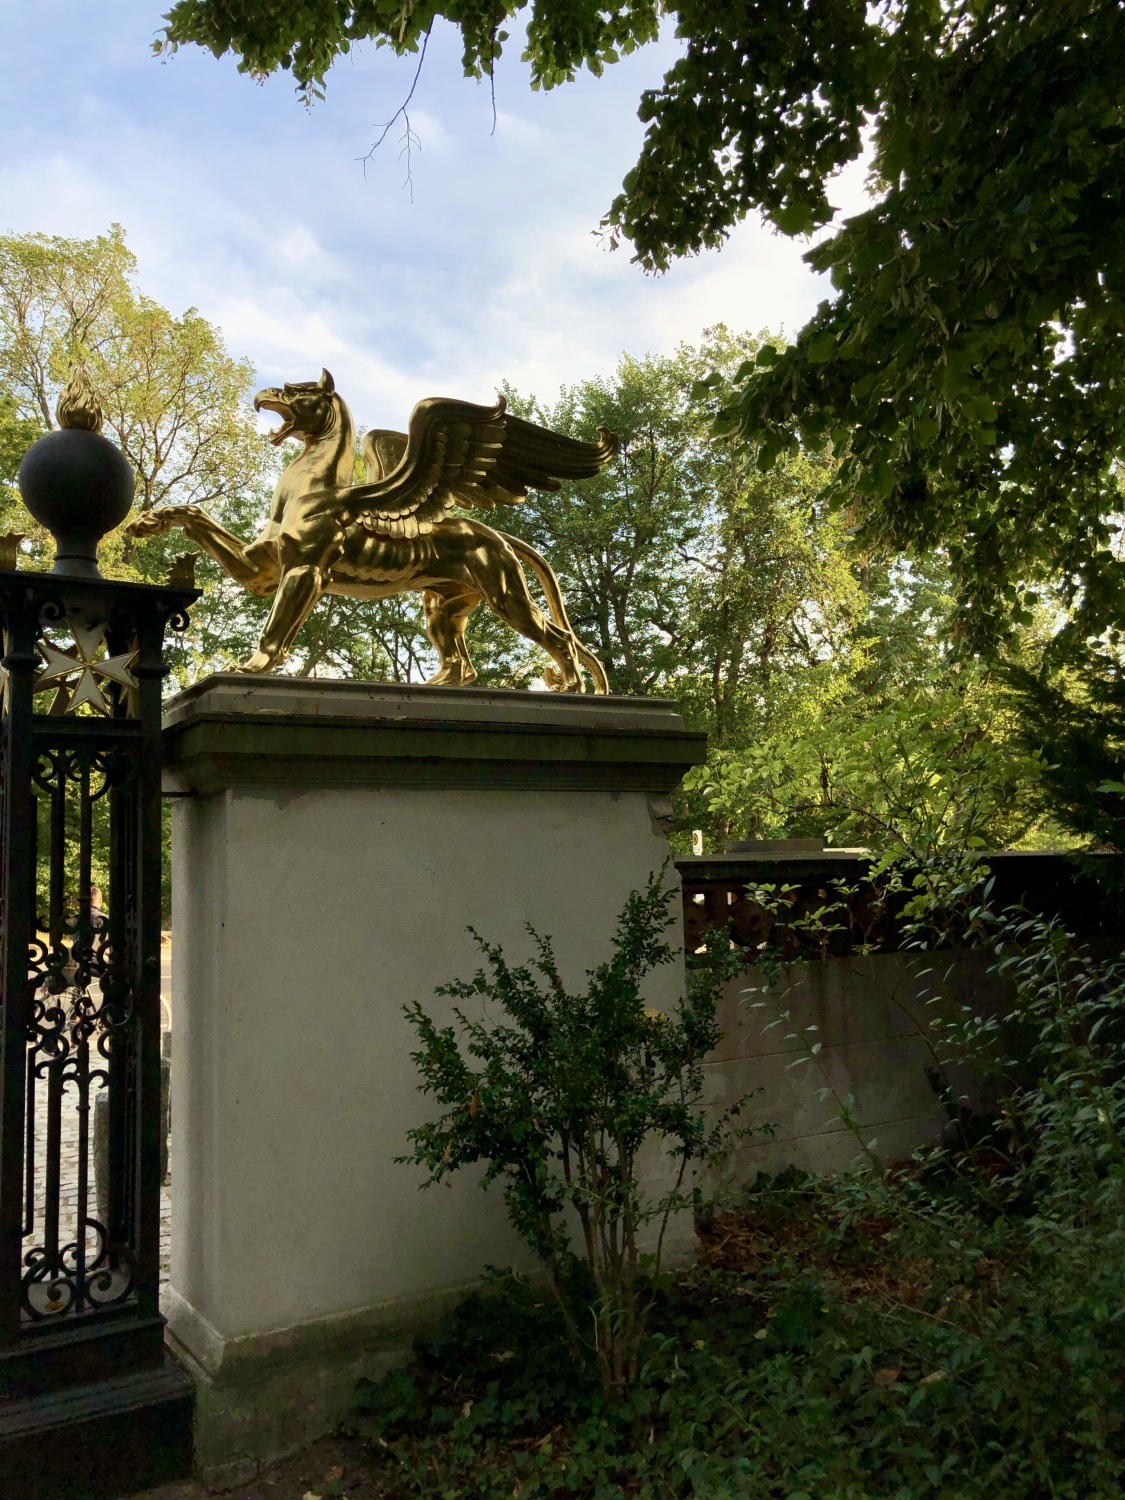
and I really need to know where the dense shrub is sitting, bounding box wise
[399,871,748,1399]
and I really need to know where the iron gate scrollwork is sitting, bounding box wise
[23,739,139,1323]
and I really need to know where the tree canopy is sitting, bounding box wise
[498,330,860,720]
[473,333,1050,853]
[0,226,1068,851]
[157,0,660,101]
[158,0,1125,649]
[0,226,279,680]
[719,0,1125,652]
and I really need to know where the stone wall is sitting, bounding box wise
[678,849,1118,1184]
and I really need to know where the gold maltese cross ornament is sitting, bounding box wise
[33,620,138,716]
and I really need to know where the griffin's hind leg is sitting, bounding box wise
[486,594,583,692]
[455,530,582,690]
[422,584,481,686]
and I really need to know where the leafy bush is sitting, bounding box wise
[930,907,1125,1207]
[400,870,748,1398]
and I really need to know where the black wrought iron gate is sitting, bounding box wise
[0,573,198,1493]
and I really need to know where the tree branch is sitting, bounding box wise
[359,27,432,201]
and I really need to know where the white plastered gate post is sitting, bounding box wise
[160,676,706,1482]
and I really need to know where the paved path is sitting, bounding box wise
[26,1045,173,1296]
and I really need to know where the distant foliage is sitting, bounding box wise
[499,329,860,717]
[695,660,1046,861]
[0,225,278,679]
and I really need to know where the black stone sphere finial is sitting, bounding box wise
[16,367,135,579]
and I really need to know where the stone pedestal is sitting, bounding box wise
[160,676,705,1479]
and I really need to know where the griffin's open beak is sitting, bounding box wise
[253,389,294,445]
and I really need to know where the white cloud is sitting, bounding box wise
[0,1,860,433]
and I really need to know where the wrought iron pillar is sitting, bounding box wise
[0,372,200,1497]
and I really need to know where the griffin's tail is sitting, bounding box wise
[501,532,610,695]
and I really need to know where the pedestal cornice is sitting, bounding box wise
[162,674,707,796]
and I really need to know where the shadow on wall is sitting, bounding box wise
[702,949,997,1182]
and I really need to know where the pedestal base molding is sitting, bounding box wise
[164,1280,481,1476]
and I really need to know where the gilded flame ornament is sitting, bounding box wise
[128,370,617,691]
[55,366,104,434]
[18,365,135,579]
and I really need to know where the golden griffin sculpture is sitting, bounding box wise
[127,370,617,692]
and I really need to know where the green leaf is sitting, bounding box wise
[806,331,838,363]
[774,200,817,236]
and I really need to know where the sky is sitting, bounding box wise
[0,1,866,430]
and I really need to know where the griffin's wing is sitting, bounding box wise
[477,412,618,507]
[362,428,409,482]
[345,397,618,539]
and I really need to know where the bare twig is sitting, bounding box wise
[488,6,499,135]
[359,28,432,199]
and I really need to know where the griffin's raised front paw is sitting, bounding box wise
[126,506,189,538]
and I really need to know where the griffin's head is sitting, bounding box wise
[253,368,337,446]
